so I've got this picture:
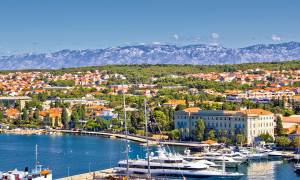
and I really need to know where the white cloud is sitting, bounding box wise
[152,41,161,45]
[271,34,281,41]
[211,32,219,39]
[173,34,179,40]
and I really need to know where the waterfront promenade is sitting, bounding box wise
[57,168,115,180]
[50,129,208,148]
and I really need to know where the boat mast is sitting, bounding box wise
[35,144,38,172]
[122,84,129,177]
[144,98,150,178]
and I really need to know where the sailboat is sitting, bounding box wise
[114,98,244,179]
[0,145,52,180]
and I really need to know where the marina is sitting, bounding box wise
[0,134,300,179]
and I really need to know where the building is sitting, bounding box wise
[174,108,275,144]
[0,96,32,110]
[39,108,63,127]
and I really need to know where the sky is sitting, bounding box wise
[0,0,299,55]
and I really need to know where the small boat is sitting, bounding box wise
[0,166,52,180]
[294,163,300,175]
[0,145,52,180]
[200,155,243,168]
[268,151,283,159]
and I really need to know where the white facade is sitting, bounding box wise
[174,109,275,144]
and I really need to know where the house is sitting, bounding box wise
[39,108,63,128]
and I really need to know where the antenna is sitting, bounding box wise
[122,83,129,178]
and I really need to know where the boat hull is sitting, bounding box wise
[114,167,243,179]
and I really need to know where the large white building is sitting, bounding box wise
[175,108,275,144]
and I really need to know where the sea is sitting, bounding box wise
[0,134,299,180]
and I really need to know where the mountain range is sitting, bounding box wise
[0,41,300,70]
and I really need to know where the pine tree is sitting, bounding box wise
[61,107,69,129]
[276,116,284,136]
[21,108,28,121]
[195,119,205,141]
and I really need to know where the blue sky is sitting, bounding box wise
[0,0,299,55]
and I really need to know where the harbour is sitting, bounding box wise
[0,134,299,180]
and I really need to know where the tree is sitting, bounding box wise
[275,136,291,148]
[169,129,180,140]
[207,129,216,140]
[71,111,80,128]
[258,133,274,143]
[61,107,69,129]
[33,109,40,121]
[0,111,3,120]
[195,119,205,141]
[275,116,284,136]
[130,111,144,129]
[153,110,169,131]
[175,104,186,111]
[235,134,246,145]
[21,108,28,121]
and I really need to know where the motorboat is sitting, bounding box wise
[294,163,300,175]
[268,151,283,159]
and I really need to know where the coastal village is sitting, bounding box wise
[0,64,299,148]
[1,64,300,179]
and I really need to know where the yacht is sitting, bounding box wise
[114,151,244,178]
[295,163,300,175]
[199,155,243,168]
[268,151,283,159]
[0,166,52,180]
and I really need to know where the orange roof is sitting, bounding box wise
[34,89,46,93]
[5,108,20,117]
[39,108,61,118]
[240,109,273,116]
[282,117,300,124]
[183,107,201,113]
[164,100,186,105]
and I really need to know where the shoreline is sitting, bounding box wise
[0,128,208,148]
[57,168,115,180]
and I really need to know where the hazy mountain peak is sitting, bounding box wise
[0,42,299,70]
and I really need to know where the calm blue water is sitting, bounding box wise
[0,134,299,180]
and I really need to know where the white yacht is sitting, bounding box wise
[115,150,244,178]
[268,151,283,159]
[0,166,52,180]
[199,155,243,168]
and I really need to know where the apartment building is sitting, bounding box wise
[175,108,275,144]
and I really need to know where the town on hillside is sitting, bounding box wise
[0,63,299,148]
